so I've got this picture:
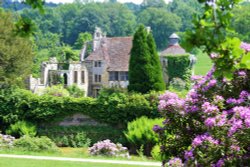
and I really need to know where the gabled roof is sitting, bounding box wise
[86,37,132,71]
[160,44,187,56]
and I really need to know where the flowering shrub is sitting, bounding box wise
[0,134,15,149]
[155,0,250,166]
[88,139,130,158]
[155,66,250,166]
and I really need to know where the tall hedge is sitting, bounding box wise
[0,88,160,131]
[165,54,192,88]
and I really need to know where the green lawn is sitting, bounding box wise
[0,148,157,162]
[194,53,213,75]
[0,158,148,167]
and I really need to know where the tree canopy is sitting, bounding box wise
[0,10,33,87]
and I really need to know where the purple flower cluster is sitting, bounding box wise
[241,42,250,52]
[88,139,129,158]
[184,149,194,160]
[191,133,219,148]
[210,53,219,59]
[0,134,15,148]
[226,91,250,105]
[202,102,219,114]
[226,106,250,136]
[152,125,164,133]
[158,91,184,112]
[168,157,184,167]
[212,159,225,167]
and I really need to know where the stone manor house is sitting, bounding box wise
[28,27,195,97]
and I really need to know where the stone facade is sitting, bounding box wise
[85,27,131,97]
[29,57,88,96]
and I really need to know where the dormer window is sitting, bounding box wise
[94,61,102,67]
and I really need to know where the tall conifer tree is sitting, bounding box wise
[128,25,152,93]
[147,32,166,91]
[128,25,165,93]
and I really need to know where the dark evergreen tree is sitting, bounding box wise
[128,25,152,93]
[147,32,166,91]
[128,25,165,93]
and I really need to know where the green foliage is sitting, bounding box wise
[124,116,164,155]
[182,0,248,79]
[0,10,33,87]
[62,45,79,61]
[66,84,84,98]
[14,136,58,152]
[38,125,123,146]
[167,0,202,32]
[151,145,162,161]
[147,32,166,91]
[232,4,250,43]
[129,25,165,93]
[74,32,92,49]
[43,85,70,97]
[6,121,37,138]
[0,88,160,130]
[128,25,151,93]
[141,0,166,8]
[137,8,182,49]
[165,54,192,89]
[53,132,91,148]
[169,78,186,91]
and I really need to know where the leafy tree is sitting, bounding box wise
[141,0,166,9]
[74,32,92,49]
[104,2,136,37]
[167,0,202,31]
[0,10,33,87]
[232,4,250,42]
[128,25,165,93]
[62,45,79,61]
[137,8,182,49]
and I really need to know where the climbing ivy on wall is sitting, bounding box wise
[165,54,191,89]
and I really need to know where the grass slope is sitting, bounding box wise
[0,158,147,167]
[194,53,213,75]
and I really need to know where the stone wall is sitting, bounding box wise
[59,113,106,126]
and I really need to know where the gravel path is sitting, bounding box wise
[0,154,161,166]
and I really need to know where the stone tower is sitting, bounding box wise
[93,27,105,51]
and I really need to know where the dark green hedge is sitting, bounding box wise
[165,54,192,88]
[0,88,160,131]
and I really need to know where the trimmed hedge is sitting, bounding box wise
[0,88,160,130]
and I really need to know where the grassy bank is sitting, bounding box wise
[0,158,152,167]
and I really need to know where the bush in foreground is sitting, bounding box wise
[0,134,15,149]
[124,116,164,155]
[88,139,130,158]
[14,136,58,152]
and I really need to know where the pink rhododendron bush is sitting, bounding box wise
[88,139,130,158]
[0,134,15,149]
[155,0,250,166]
[155,62,250,166]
